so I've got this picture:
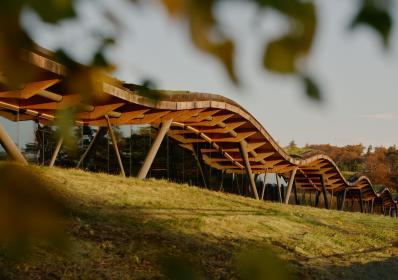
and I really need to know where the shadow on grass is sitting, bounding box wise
[318,257,398,280]
[0,164,397,279]
[0,197,295,279]
[3,197,397,279]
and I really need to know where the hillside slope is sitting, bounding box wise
[1,163,398,279]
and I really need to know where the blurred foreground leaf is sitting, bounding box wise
[236,248,292,280]
[162,256,199,280]
[0,163,69,261]
[351,0,393,47]
[302,75,321,101]
[26,0,76,23]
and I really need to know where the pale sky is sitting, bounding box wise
[2,0,398,149]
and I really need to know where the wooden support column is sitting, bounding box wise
[276,174,282,203]
[218,170,224,191]
[192,142,208,188]
[238,141,259,200]
[293,182,299,205]
[319,174,330,209]
[260,172,268,200]
[76,126,107,168]
[315,191,320,207]
[105,115,125,177]
[359,191,364,213]
[49,137,63,167]
[0,121,28,164]
[301,190,306,205]
[137,118,172,179]
[340,189,347,211]
[284,167,298,204]
[370,198,374,214]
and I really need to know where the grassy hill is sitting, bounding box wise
[1,163,398,279]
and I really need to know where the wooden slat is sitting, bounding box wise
[75,103,124,120]
[0,79,60,99]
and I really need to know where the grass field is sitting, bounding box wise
[1,163,398,279]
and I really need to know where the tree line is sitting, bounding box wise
[286,141,398,192]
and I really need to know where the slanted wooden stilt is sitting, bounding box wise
[319,174,329,209]
[276,174,282,203]
[283,167,298,204]
[238,141,259,200]
[218,170,224,191]
[76,126,107,168]
[105,115,125,177]
[260,172,268,200]
[315,191,320,207]
[359,191,364,213]
[235,174,241,195]
[137,119,172,179]
[340,189,347,211]
[192,142,208,188]
[293,182,299,205]
[49,137,63,167]
[0,121,28,164]
[370,198,374,214]
[301,190,306,205]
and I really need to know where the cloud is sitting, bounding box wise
[362,113,398,120]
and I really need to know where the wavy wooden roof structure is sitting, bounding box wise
[0,48,397,214]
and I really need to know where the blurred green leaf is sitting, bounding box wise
[187,0,238,84]
[264,37,297,73]
[302,75,321,101]
[26,0,76,23]
[262,1,316,75]
[351,0,393,47]
[236,248,292,280]
[0,163,69,261]
[162,256,199,280]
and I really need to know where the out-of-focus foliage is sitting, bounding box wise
[160,0,395,100]
[236,248,291,280]
[0,0,396,101]
[0,163,69,261]
[161,256,200,280]
[350,0,393,47]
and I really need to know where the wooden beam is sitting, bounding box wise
[192,143,209,188]
[284,167,298,204]
[137,118,172,179]
[340,189,347,211]
[320,174,330,209]
[184,110,220,123]
[0,79,60,99]
[105,115,125,177]
[89,109,149,126]
[130,111,170,125]
[359,190,364,213]
[276,174,282,203]
[76,126,107,168]
[75,103,124,120]
[49,137,63,167]
[260,171,268,200]
[239,141,259,200]
[293,182,299,205]
[0,121,28,164]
